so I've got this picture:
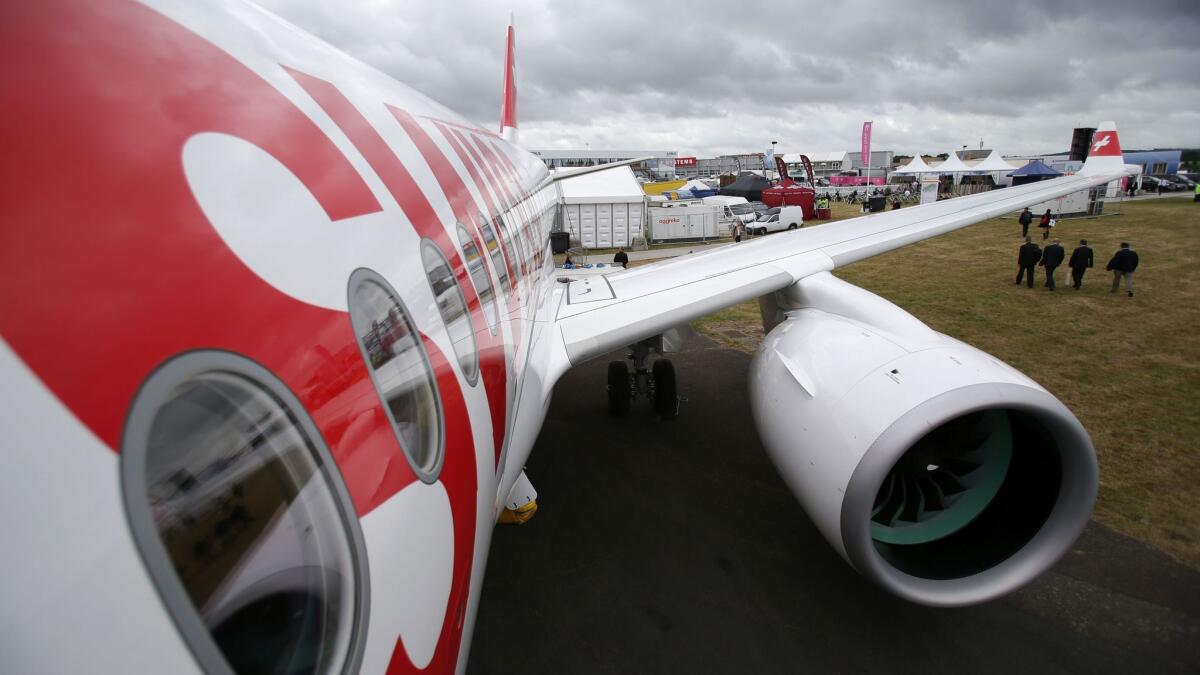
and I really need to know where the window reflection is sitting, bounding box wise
[420,241,479,385]
[350,276,442,478]
[144,372,356,675]
[479,216,510,296]
[457,223,498,333]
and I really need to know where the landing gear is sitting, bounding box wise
[607,361,631,416]
[652,358,678,420]
[605,336,679,420]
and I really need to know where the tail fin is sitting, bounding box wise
[499,16,518,145]
[1080,121,1126,176]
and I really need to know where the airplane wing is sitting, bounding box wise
[555,159,1132,365]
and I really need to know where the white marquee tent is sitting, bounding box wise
[893,154,936,174]
[557,166,646,249]
[932,152,973,173]
[970,150,1018,173]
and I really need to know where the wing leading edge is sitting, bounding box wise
[555,152,1133,366]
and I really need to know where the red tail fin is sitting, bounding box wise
[499,19,517,144]
[1080,121,1127,176]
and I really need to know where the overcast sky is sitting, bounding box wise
[261,0,1200,158]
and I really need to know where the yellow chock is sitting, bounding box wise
[497,500,538,525]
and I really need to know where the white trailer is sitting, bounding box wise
[647,200,721,243]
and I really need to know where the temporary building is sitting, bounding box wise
[970,150,1018,173]
[932,152,973,174]
[557,166,646,249]
[718,173,772,201]
[892,154,936,174]
[1009,159,1062,186]
[760,179,816,219]
[678,179,718,198]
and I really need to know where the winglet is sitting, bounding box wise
[1080,121,1127,176]
[499,16,518,145]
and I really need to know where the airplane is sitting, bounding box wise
[0,1,1136,673]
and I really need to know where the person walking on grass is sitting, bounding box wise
[1106,242,1139,297]
[1038,209,1053,240]
[1018,207,1033,237]
[1016,236,1041,288]
[1068,239,1094,290]
[1040,239,1065,291]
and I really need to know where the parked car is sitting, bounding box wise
[751,205,804,235]
[1172,175,1196,189]
[1154,175,1188,191]
[1138,175,1161,191]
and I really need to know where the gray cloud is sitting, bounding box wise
[260,0,1200,157]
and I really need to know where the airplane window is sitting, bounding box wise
[348,270,444,481]
[121,353,368,675]
[457,223,498,334]
[479,215,511,296]
[420,241,480,385]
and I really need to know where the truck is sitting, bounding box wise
[701,195,758,233]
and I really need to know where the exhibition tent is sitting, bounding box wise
[932,152,972,173]
[760,179,816,218]
[893,154,936,174]
[557,166,646,248]
[971,150,1017,172]
[718,173,772,201]
[1009,159,1062,186]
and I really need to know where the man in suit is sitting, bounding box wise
[1106,242,1140,297]
[1039,239,1066,291]
[1018,207,1033,237]
[1068,239,1094,290]
[1016,236,1041,288]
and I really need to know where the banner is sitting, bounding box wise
[861,121,873,170]
[920,178,939,205]
[674,157,696,167]
[764,147,774,172]
[800,155,815,186]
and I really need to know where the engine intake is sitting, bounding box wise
[750,273,1097,606]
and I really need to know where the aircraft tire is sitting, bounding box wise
[607,361,630,416]
[652,358,678,420]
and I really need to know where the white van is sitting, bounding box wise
[702,195,758,231]
[752,205,804,235]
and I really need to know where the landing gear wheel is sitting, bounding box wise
[651,359,678,420]
[607,361,630,416]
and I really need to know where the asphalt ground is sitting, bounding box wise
[467,328,1200,675]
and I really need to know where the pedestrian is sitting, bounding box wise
[733,221,743,243]
[1038,209,1053,240]
[1106,242,1139,297]
[1039,239,1065,291]
[1018,207,1033,237]
[613,248,629,268]
[1126,179,1136,198]
[1156,180,1165,197]
[1015,236,1042,288]
[1194,181,1200,202]
[1068,239,1094,290]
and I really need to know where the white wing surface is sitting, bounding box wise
[555,160,1132,366]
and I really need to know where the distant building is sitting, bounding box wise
[532,149,678,179]
[782,152,847,178]
[674,154,767,180]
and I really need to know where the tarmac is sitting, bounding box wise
[467,327,1200,675]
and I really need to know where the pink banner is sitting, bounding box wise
[861,121,872,169]
[828,176,885,186]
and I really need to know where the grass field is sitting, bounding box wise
[693,196,1200,567]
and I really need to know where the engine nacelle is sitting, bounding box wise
[750,273,1097,606]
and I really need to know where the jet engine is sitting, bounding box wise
[750,273,1097,607]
